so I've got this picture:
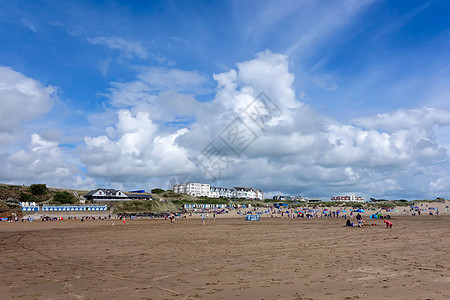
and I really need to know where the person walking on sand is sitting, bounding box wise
[201,213,205,225]
[122,217,126,225]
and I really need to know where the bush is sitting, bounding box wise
[53,191,75,204]
[151,188,165,194]
[20,192,38,203]
[30,184,48,196]
[115,200,179,213]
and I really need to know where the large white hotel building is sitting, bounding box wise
[173,183,264,200]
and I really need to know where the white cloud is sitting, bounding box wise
[81,110,195,181]
[21,18,37,32]
[174,50,450,198]
[354,107,450,133]
[5,51,447,198]
[87,36,147,59]
[0,67,55,132]
[211,50,300,131]
[0,67,56,145]
[284,0,377,56]
[311,73,338,91]
[0,133,91,188]
[136,67,210,93]
[0,68,94,189]
[105,67,210,113]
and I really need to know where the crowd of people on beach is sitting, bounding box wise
[343,213,394,228]
[4,201,447,228]
[40,215,113,222]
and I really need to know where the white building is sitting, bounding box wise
[84,188,152,201]
[234,187,264,200]
[183,203,228,210]
[331,195,365,203]
[234,187,249,199]
[273,195,305,201]
[210,187,235,198]
[173,183,211,197]
[254,188,264,200]
[173,183,264,200]
[84,189,128,201]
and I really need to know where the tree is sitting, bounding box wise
[30,184,48,196]
[53,191,75,204]
[151,188,165,194]
[20,192,37,203]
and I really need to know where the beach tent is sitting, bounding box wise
[245,215,260,221]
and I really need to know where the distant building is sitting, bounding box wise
[42,205,108,211]
[273,195,305,201]
[183,203,228,210]
[84,188,152,201]
[210,187,235,198]
[126,191,153,200]
[273,195,291,201]
[331,195,365,203]
[233,187,264,200]
[253,188,264,200]
[173,184,264,200]
[292,196,306,201]
[307,198,321,203]
[173,183,211,197]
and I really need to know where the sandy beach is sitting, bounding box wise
[1,213,449,299]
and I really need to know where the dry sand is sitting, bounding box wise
[1,215,449,299]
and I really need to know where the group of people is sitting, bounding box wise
[165,212,177,223]
[3,216,20,222]
[345,213,393,229]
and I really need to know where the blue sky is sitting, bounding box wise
[1,0,450,200]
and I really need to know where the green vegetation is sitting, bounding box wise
[0,183,447,214]
[115,200,178,213]
[20,191,39,203]
[16,184,50,203]
[30,184,48,196]
[53,191,76,204]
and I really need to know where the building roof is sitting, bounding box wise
[84,188,122,197]
[125,192,152,199]
[234,187,250,191]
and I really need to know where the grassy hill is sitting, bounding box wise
[1,183,444,215]
[0,183,87,204]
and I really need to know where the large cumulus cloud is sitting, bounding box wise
[81,110,195,182]
[0,67,56,145]
[80,50,450,198]
[2,53,448,198]
[0,133,94,189]
[0,67,94,189]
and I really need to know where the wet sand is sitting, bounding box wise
[1,216,449,299]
